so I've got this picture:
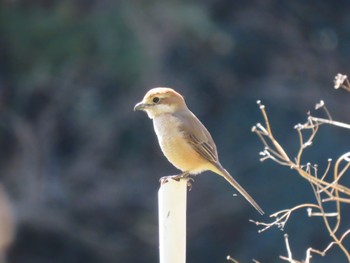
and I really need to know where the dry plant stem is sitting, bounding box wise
[250,203,321,233]
[323,196,350,203]
[311,178,350,261]
[318,155,350,198]
[335,74,350,91]
[308,165,342,236]
[333,153,350,186]
[273,175,350,262]
[331,153,349,233]
[257,102,291,162]
[254,103,350,196]
[226,255,238,263]
[309,116,350,130]
[290,165,349,260]
[309,229,350,260]
[295,122,318,165]
[320,159,332,181]
[253,96,350,262]
[280,233,341,263]
[298,168,350,195]
[318,153,350,233]
[280,234,298,263]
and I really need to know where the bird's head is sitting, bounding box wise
[134,87,187,119]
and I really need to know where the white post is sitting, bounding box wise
[158,178,187,263]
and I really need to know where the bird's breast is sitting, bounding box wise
[153,114,185,152]
[152,114,208,173]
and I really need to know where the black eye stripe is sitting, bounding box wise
[153,97,160,103]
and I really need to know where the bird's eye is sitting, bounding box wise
[152,97,160,103]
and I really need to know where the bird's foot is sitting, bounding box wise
[159,172,194,190]
[186,177,194,191]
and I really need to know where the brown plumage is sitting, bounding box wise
[134,87,264,215]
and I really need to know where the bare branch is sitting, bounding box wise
[252,75,350,262]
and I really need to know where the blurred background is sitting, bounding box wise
[0,0,350,262]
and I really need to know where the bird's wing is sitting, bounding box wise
[174,110,219,164]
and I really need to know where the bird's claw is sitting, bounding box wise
[187,178,193,191]
[159,174,184,184]
[159,173,194,191]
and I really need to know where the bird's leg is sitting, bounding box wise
[160,171,189,182]
[174,171,190,180]
[159,172,194,190]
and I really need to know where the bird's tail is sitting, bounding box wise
[212,163,264,215]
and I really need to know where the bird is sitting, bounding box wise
[134,87,264,215]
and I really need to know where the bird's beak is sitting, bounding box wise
[134,101,147,111]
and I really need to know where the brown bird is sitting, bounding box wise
[134,87,264,215]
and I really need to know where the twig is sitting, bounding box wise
[252,76,350,262]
